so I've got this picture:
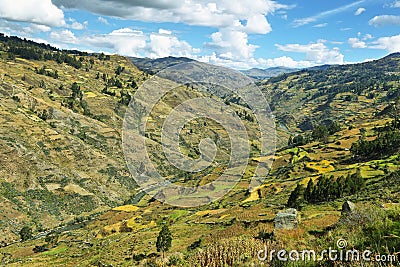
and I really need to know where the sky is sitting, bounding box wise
[0,0,399,69]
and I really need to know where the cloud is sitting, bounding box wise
[148,29,197,58]
[0,0,65,27]
[83,28,148,57]
[50,29,77,43]
[244,14,272,34]
[97,16,109,25]
[348,37,367,48]
[205,29,258,61]
[67,18,88,30]
[354,7,366,15]
[52,0,288,34]
[370,34,400,53]
[369,15,400,27]
[43,0,294,69]
[196,53,312,69]
[0,20,52,38]
[276,40,344,64]
[293,0,365,27]
[347,33,400,53]
[391,1,400,8]
[312,23,328,28]
[26,24,52,33]
[362,33,373,40]
[257,56,312,68]
[48,27,198,59]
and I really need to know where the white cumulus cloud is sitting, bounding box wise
[49,27,198,59]
[276,40,344,64]
[52,0,287,34]
[0,0,65,27]
[148,29,196,58]
[50,29,77,44]
[348,37,367,48]
[206,29,258,61]
[370,34,400,53]
[369,15,400,27]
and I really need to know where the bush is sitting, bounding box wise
[168,252,186,266]
[19,226,33,241]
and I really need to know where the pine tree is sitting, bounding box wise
[287,183,303,209]
[304,179,314,203]
[156,224,172,259]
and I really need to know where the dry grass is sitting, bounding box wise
[112,205,140,212]
[306,160,335,173]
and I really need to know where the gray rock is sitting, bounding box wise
[341,201,356,215]
[274,208,299,229]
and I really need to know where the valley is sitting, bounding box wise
[0,35,399,266]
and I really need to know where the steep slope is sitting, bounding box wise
[0,35,151,241]
[264,53,400,133]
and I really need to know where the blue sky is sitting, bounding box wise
[0,0,399,69]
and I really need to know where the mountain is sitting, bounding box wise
[0,35,399,266]
[241,66,298,80]
[130,56,195,74]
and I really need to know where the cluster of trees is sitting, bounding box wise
[7,45,83,69]
[52,53,83,69]
[288,121,341,147]
[115,65,125,75]
[351,130,400,160]
[311,122,341,141]
[287,171,365,209]
[97,52,111,61]
[107,77,123,88]
[35,66,59,79]
[1,33,88,69]
[235,110,254,122]
[119,90,132,106]
[62,82,90,115]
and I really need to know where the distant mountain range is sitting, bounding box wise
[131,56,299,79]
[130,56,195,74]
[240,67,299,80]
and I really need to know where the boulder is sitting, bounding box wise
[341,201,356,215]
[274,208,299,229]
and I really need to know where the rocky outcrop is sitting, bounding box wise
[341,201,356,215]
[274,208,299,229]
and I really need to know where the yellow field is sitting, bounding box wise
[112,205,140,212]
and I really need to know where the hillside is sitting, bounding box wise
[0,35,399,266]
[130,56,195,75]
[241,67,298,80]
[0,34,149,242]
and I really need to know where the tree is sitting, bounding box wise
[287,183,303,209]
[71,82,82,100]
[156,224,172,259]
[115,65,125,75]
[304,179,314,203]
[312,125,329,142]
[19,226,32,241]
